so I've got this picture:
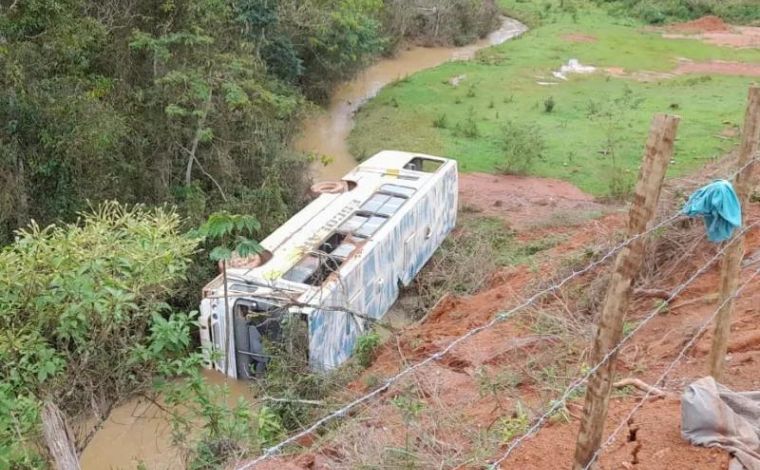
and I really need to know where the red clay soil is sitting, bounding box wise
[662,16,760,48]
[458,173,608,230]
[244,187,760,469]
[667,15,731,34]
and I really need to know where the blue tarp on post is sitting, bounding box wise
[682,180,742,243]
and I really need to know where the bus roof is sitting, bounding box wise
[215,150,454,290]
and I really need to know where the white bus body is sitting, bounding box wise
[200,151,458,378]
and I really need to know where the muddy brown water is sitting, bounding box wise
[80,371,253,469]
[81,17,526,469]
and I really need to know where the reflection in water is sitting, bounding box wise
[81,17,526,469]
[296,17,528,180]
[80,371,252,470]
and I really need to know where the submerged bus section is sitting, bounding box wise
[200,151,458,378]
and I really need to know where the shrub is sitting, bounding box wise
[598,0,760,25]
[354,331,382,367]
[455,107,480,138]
[0,202,198,466]
[496,120,546,175]
[432,113,449,129]
[543,96,556,113]
[383,0,501,47]
[608,167,635,200]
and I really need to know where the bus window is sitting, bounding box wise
[403,157,443,173]
[283,232,358,286]
[375,196,405,217]
[380,184,415,198]
[283,256,320,284]
[340,214,369,233]
[361,193,406,217]
[361,193,390,213]
[354,215,387,238]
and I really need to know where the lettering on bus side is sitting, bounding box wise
[301,200,360,250]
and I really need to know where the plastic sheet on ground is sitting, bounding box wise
[682,376,760,470]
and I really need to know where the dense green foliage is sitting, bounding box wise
[0,0,314,247]
[598,0,760,25]
[0,0,502,247]
[383,0,500,48]
[0,203,198,468]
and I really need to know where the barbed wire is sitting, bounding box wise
[488,219,760,469]
[580,265,760,470]
[727,154,759,181]
[235,213,685,469]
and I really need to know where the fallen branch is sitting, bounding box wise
[634,288,670,300]
[261,396,325,406]
[613,378,672,399]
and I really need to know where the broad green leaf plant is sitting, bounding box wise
[196,211,264,376]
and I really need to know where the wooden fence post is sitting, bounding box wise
[709,86,760,380]
[41,402,81,470]
[572,114,680,470]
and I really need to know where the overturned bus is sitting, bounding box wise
[200,151,458,378]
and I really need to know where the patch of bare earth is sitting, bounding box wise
[562,33,597,43]
[458,173,609,230]
[661,15,760,48]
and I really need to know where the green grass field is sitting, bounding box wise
[348,1,760,196]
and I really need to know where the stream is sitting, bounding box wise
[80,17,527,470]
[297,17,528,179]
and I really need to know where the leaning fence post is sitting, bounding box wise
[709,86,760,380]
[572,114,680,470]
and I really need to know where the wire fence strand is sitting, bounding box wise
[488,219,760,469]
[580,265,760,470]
[237,161,759,470]
[235,213,686,469]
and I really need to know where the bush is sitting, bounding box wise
[598,0,760,25]
[608,167,635,200]
[432,113,449,129]
[382,0,501,47]
[543,96,556,113]
[0,202,198,466]
[496,120,546,175]
[354,331,382,367]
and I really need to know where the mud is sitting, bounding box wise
[296,18,528,180]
